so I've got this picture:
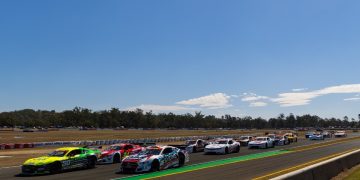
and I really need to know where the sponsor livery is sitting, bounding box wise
[119,145,189,173]
[98,144,144,164]
[21,147,100,175]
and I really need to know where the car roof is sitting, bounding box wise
[56,147,80,151]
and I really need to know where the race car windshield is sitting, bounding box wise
[216,141,228,144]
[105,146,122,150]
[48,150,68,157]
[255,138,266,141]
[240,137,249,140]
[141,149,161,155]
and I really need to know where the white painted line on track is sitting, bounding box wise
[0,165,21,170]
[0,156,12,158]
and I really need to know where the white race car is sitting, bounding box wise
[248,137,274,149]
[334,131,347,138]
[204,139,240,154]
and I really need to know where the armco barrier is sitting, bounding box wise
[5,144,15,149]
[23,143,34,148]
[0,144,5,150]
[15,143,24,149]
[271,149,360,180]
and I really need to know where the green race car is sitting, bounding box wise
[21,147,100,175]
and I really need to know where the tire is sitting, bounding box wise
[235,145,240,153]
[193,146,197,153]
[87,156,96,169]
[113,154,121,164]
[265,144,268,149]
[150,160,160,172]
[178,153,185,167]
[49,161,62,174]
[225,147,229,154]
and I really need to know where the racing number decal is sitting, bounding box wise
[62,160,71,167]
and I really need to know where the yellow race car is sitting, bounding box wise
[21,147,100,175]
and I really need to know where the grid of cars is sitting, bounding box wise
[19,130,348,176]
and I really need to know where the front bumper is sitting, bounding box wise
[204,148,224,154]
[21,165,50,175]
[248,144,266,149]
[120,161,151,173]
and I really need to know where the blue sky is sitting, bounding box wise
[1,0,360,119]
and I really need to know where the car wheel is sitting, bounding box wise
[193,146,197,153]
[49,161,62,174]
[225,147,229,154]
[178,153,185,167]
[87,156,96,169]
[235,145,240,153]
[265,144,268,149]
[150,160,160,172]
[113,154,121,163]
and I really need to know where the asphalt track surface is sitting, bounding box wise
[0,134,359,180]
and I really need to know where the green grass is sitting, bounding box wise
[344,166,360,180]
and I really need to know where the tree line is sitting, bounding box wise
[0,107,359,129]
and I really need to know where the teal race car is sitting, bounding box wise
[21,147,100,175]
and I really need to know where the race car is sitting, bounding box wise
[322,131,331,138]
[309,133,324,140]
[119,145,189,173]
[21,147,100,175]
[274,135,289,146]
[248,137,274,149]
[237,136,254,146]
[98,143,144,164]
[284,133,298,143]
[204,138,240,154]
[334,131,347,138]
[305,131,315,138]
[185,139,208,153]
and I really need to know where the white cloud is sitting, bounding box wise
[249,102,268,107]
[176,93,232,109]
[240,93,269,107]
[126,104,193,112]
[292,88,308,92]
[241,93,269,102]
[273,84,360,107]
[344,97,360,101]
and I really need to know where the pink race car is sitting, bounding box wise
[98,143,144,164]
